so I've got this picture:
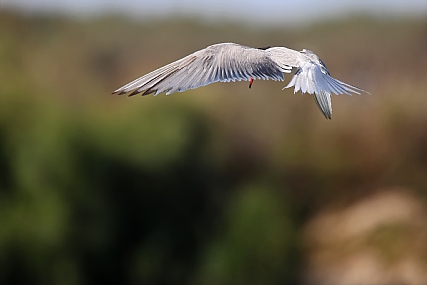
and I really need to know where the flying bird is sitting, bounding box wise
[112,43,369,119]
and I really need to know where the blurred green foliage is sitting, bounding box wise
[0,10,427,285]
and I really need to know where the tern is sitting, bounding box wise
[113,43,369,119]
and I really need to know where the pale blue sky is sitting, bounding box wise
[1,0,427,24]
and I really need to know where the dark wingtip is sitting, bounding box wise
[323,111,332,120]
[112,90,128,95]
[128,89,141,97]
[112,89,154,97]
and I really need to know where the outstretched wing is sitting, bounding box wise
[284,54,369,119]
[113,43,290,96]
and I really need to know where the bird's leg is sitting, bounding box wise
[249,77,254,88]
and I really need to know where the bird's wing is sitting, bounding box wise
[113,43,292,96]
[313,90,332,120]
[283,56,369,119]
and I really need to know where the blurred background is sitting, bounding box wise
[1,1,427,284]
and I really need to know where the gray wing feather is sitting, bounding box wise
[113,43,287,96]
[313,90,332,120]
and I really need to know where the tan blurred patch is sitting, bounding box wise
[303,189,427,285]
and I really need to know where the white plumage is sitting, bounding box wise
[113,43,369,119]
